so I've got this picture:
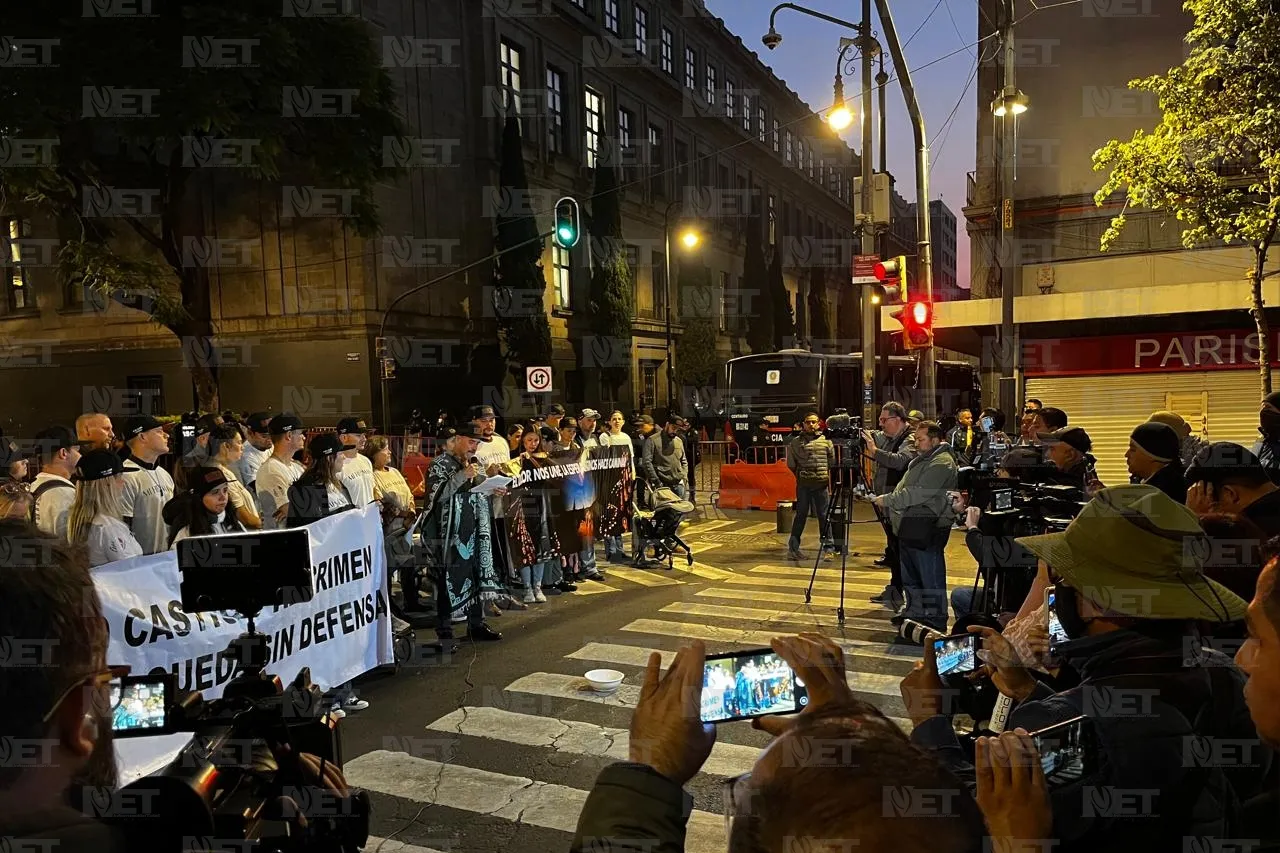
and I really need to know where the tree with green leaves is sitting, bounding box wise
[743,214,774,354]
[675,262,719,393]
[0,3,405,411]
[1093,0,1280,394]
[808,266,832,346]
[492,116,553,382]
[586,143,634,405]
[768,247,795,350]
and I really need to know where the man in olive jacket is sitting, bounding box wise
[872,420,957,634]
[786,412,836,560]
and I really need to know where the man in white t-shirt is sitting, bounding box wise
[255,414,307,530]
[119,415,176,555]
[238,411,274,490]
[30,425,80,539]
[336,417,375,507]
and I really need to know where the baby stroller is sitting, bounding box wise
[632,482,696,569]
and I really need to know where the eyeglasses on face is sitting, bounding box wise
[40,664,132,725]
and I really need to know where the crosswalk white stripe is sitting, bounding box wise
[425,706,760,778]
[681,562,737,581]
[620,618,920,661]
[506,671,639,707]
[696,585,894,611]
[562,641,907,700]
[660,600,891,632]
[717,574,971,597]
[688,542,723,552]
[731,521,781,536]
[344,751,726,853]
[604,566,686,587]
[748,564,974,586]
[565,581,620,596]
[684,519,735,533]
[365,838,451,853]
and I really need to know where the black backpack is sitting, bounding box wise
[29,479,74,526]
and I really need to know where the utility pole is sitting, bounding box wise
[858,0,877,428]
[998,0,1019,418]
[877,55,889,400]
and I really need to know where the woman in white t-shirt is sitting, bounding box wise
[598,410,635,563]
[67,450,143,568]
[168,466,248,546]
[209,424,262,529]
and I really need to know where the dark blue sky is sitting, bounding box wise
[706,0,979,287]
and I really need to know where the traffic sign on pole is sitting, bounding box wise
[852,254,881,285]
[525,365,553,394]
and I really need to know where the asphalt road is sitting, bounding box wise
[340,506,978,853]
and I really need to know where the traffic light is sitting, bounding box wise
[553,196,581,249]
[872,254,907,305]
[891,299,934,350]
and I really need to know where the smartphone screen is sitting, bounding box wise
[1030,715,1095,786]
[933,633,979,678]
[111,675,170,736]
[993,488,1013,511]
[701,648,808,724]
[1046,586,1069,650]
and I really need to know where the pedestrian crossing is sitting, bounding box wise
[353,533,944,853]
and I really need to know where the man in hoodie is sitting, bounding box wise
[1253,391,1280,486]
[872,420,958,635]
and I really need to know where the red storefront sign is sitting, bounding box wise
[1022,329,1280,377]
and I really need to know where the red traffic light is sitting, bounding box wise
[893,300,933,351]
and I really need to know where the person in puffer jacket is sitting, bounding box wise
[786,412,836,561]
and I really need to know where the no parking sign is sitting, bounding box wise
[525,365,553,394]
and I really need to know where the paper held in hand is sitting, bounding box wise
[472,475,514,495]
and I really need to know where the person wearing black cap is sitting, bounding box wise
[67,449,143,567]
[238,412,274,490]
[286,434,354,527]
[1125,421,1187,503]
[1253,391,1280,486]
[172,413,223,491]
[545,403,566,432]
[119,415,176,554]
[1187,442,1280,546]
[335,418,375,507]
[30,426,80,538]
[422,425,505,644]
[168,466,247,545]
[1038,426,1096,494]
[1,436,27,484]
[639,414,688,499]
[255,414,307,530]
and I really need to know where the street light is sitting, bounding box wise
[991,87,1029,117]
[827,75,854,130]
[663,200,703,412]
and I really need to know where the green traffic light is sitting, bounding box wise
[557,226,575,243]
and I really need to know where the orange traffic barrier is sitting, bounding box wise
[717,459,797,511]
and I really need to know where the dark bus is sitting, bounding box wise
[722,350,980,451]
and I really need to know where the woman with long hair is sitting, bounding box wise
[168,466,248,546]
[502,424,572,601]
[364,435,415,511]
[0,479,31,521]
[208,423,262,529]
[507,423,524,453]
[597,410,635,563]
[363,435,429,614]
[67,450,143,567]
[287,434,353,528]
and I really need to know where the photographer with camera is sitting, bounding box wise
[785,412,836,562]
[861,402,918,607]
[0,521,355,853]
[970,407,1013,473]
[1038,427,1101,495]
[903,485,1269,852]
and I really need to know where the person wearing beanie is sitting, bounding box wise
[120,415,176,555]
[169,466,247,546]
[1148,410,1209,470]
[1125,421,1187,503]
[1252,390,1280,486]
[67,449,143,567]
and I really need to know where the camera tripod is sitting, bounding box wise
[804,459,871,626]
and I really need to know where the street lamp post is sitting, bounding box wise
[993,0,1029,418]
[662,199,700,412]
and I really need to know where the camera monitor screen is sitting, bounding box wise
[933,633,979,677]
[993,488,1013,511]
[1031,715,1095,786]
[701,648,808,724]
[111,675,170,736]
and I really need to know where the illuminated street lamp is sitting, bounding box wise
[991,86,1029,117]
[680,229,701,250]
[827,75,854,131]
[664,200,703,410]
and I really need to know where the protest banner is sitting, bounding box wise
[502,445,631,567]
[95,504,393,782]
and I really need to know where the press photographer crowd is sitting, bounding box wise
[3,392,1280,852]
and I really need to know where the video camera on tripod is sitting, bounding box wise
[106,528,370,853]
[823,409,866,490]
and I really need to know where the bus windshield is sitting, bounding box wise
[726,355,822,405]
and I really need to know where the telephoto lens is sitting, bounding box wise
[900,618,944,646]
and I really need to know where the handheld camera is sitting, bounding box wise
[933,633,982,681]
[1030,715,1097,787]
[700,648,809,724]
[1046,585,1070,653]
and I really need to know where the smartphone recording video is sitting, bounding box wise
[933,633,980,678]
[993,488,1013,511]
[701,648,808,724]
[1030,715,1096,786]
[111,674,172,737]
[1046,586,1069,651]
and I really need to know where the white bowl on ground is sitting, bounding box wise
[584,669,625,693]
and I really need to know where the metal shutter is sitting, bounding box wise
[1025,371,1264,487]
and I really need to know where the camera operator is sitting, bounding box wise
[570,635,987,853]
[902,485,1270,852]
[0,521,352,852]
[785,412,836,562]
[970,407,1013,472]
[861,402,917,607]
[1038,426,1101,495]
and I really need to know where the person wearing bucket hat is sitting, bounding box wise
[168,466,247,546]
[67,449,144,568]
[907,485,1265,850]
[1253,390,1280,486]
[1125,421,1187,503]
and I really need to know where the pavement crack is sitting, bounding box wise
[547,718,574,752]
[485,778,539,821]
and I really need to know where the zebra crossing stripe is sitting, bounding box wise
[505,671,639,707]
[695,585,879,610]
[604,567,686,587]
[681,562,737,581]
[748,564,975,587]
[344,751,727,853]
[425,705,760,778]
[660,600,890,632]
[728,521,782,536]
[717,574,970,597]
[620,618,919,661]
[683,519,735,533]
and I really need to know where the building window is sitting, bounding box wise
[603,0,619,33]
[648,124,664,197]
[127,375,165,417]
[3,217,28,312]
[499,40,522,116]
[725,79,735,120]
[741,91,751,132]
[553,242,571,308]
[807,146,814,179]
[546,66,565,154]
[767,194,776,245]
[719,271,731,332]
[772,118,780,153]
[634,5,648,56]
[584,87,603,168]
[705,64,717,106]
[684,46,696,90]
[660,27,673,75]
[785,130,793,165]
[758,105,767,143]
[617,106,634,170]
[569,0,585,8]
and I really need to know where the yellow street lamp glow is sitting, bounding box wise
[828,105,854,131]
[870,292,881,305]
[992,88,1030,117]
[680,230,701,249]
